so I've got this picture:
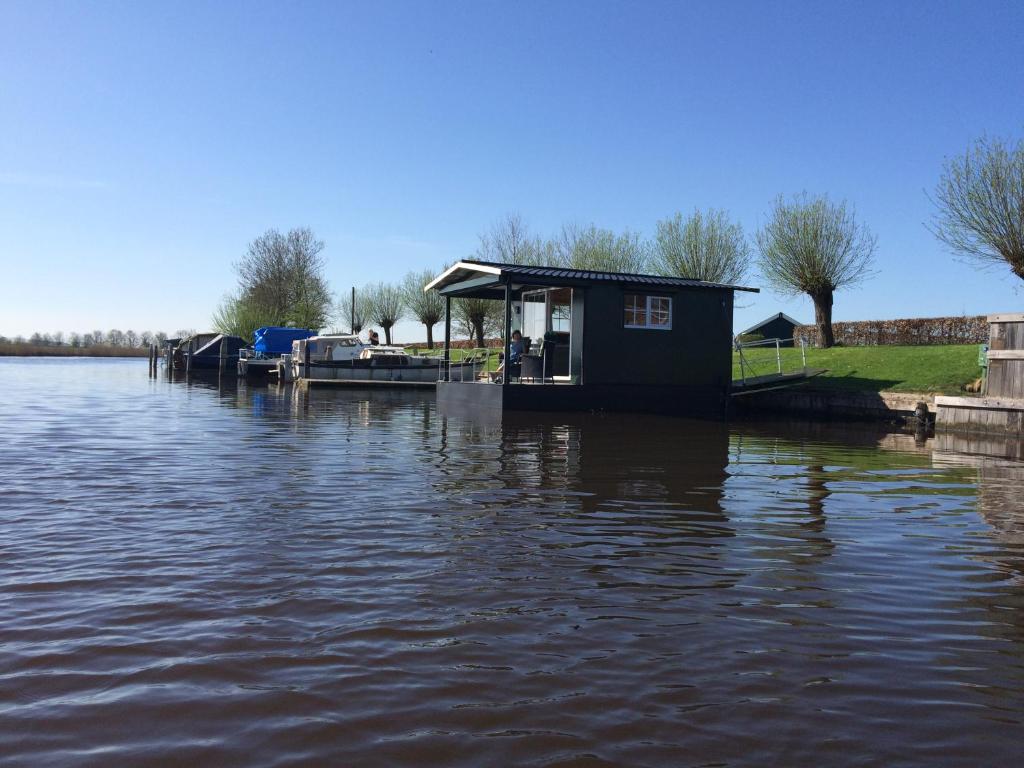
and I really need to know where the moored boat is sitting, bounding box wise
[238,326,315,377]
[290,335,479,383]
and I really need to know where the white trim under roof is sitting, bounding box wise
[424,261,502,292]
[739,312,804,336]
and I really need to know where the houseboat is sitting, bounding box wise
[424,260,759,418]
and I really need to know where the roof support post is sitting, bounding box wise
[503,280,512,389]
[443,295,451,382]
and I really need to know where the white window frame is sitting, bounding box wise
[624,293,673,330]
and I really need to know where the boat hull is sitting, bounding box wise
[296,359,476,382]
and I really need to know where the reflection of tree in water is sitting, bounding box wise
[728,432,837,569]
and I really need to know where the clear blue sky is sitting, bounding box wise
[1,0,1022,340]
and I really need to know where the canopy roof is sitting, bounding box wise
[425,260,760,299]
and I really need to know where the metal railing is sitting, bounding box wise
[734,336,808,386]
[424,347,499,382]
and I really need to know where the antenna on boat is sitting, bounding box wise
[350,286,356,335]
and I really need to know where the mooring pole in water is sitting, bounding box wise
[443,296,451,382]
[185,339,193,377]
[219,336,227,374]
[304,342,311,380]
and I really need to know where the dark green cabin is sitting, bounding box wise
[426,260,758,418]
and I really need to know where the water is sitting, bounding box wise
[2,358,1023,767]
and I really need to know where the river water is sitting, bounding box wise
[1,358,1023,766]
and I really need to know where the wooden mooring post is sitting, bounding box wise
[185,338,194,377]
[219,335,228,374]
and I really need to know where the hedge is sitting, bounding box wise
[795,316,989,347]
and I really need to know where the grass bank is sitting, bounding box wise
[733,344,983,395]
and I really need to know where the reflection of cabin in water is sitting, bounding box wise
[426,260,758,418]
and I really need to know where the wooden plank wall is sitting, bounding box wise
[986,318,1024,399]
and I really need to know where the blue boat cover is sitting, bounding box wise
[253,327,316,355]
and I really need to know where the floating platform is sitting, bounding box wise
[935,396,1024,434]
[299,378,436,390]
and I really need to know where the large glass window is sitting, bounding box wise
[624,294,672,330]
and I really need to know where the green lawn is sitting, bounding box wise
[733,344,984,395]
[404,346,502,372]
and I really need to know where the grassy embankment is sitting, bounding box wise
[406,343,984,394]
[0,344,149,357]
[734,344,983,395]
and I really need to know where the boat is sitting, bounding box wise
[238,326,315,377]
[289,334,481,383]
[170,332,248,371]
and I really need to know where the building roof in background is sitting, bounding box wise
[739,312,805,336]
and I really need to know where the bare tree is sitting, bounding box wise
[363,282,405,345]
[92,330,105,346]
[552,223,649,272]
[337,288,370,334]
[232,227,332,329]
[402,270,445,348]
[652,209,751,284]
[476,213,550,265]
[107,329,125,347]
[756,194,876,348]
[930,134,1024,280]
[124,330,139,347]
[69,333,82,348]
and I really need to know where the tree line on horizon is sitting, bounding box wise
[0,329,181,349]
[212,132,1023,350]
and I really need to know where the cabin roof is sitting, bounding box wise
[425,260,760,298]
[738,312,804,336]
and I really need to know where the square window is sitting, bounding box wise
[624,293,645,327]
[624,293,672,330]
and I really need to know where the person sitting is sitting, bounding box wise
[509,330,524,363]
[367,329,380,346]
[491,330,525,383]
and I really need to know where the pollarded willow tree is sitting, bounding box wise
[336,288,370,334]
[453,297,502,348]
[402,269,446,348]
[363,282,405,345]
[476,213,550,266]
[652,209,751,284]
[552,223,649,273]
[930,134,1024,281]
[756,194,876,348]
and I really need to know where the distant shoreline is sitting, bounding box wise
[0,345,149,358]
